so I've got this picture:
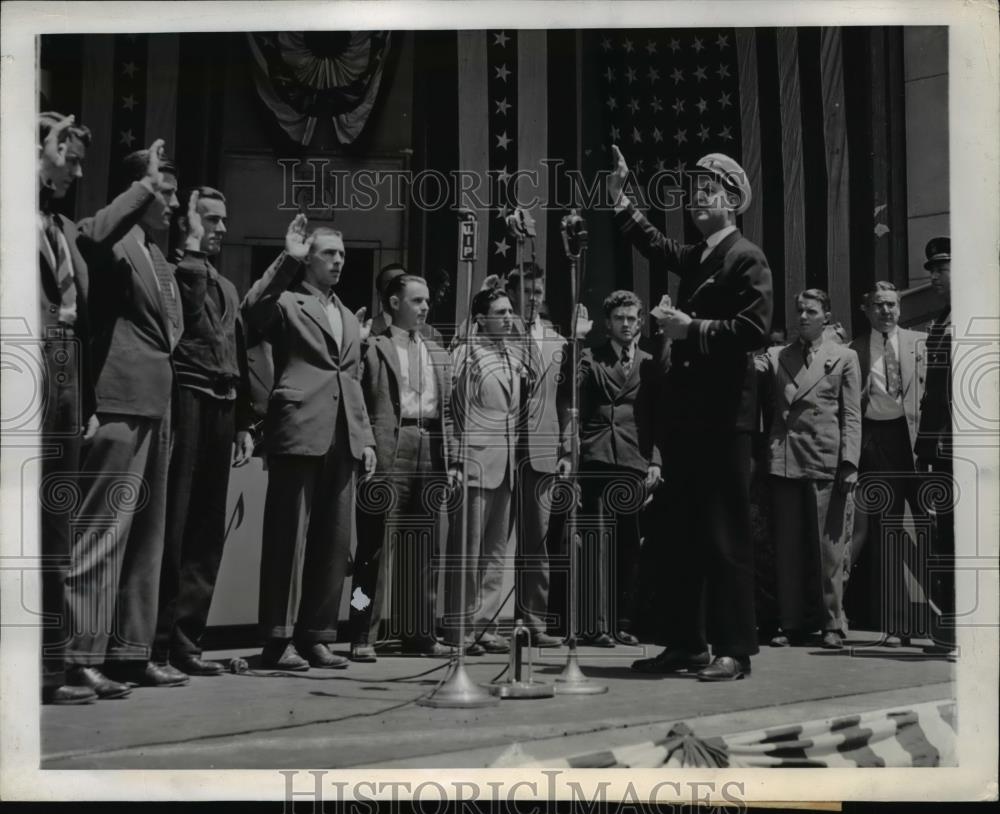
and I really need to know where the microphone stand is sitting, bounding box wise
[554,210,607,695]
[419,209,498,709]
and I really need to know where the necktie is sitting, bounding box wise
[407,331,423,397]
[620,344,632,373]
[883,332,901,398]
[146,237,180,338]
[697,240,710,263]
[44,214,77,325]
[803,342,815,369]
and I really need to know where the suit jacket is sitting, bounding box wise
[361,326,455,472]
[915,309,952,463]
[241,252,375,458]
[849,327,926,448]
[77,181,183,418]
[511,317,571,474]
[617,207,773,432]
[757,341,862,480]
[451,337,519,489]
[577,340,662,474]
[39,210,95,418]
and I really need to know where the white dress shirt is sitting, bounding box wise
[866,327,905,420]
[701,224,737,262]
[389,325,439,419]
[301,281,344,349]
[610,337,640,372]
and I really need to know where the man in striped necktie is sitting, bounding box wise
[36,112,98,705]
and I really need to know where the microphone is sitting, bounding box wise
[560,209,588,257]
[506,207,537,239]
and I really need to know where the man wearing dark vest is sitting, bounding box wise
[64,142,188,695]
[610,146,773,681]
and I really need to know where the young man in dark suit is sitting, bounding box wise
[63,142,188,695]
[152,188,254,677]
[610,147,773,681]
[37,113,99,704]
[570,291,662,647]
[756,289,862,651]
[241,215,377,671]
[349,274,455,661]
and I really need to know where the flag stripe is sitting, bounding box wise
[820,27,854,336]
[487,30,518,281]
[797,28,829,294]
[736,29,763,250]
[518,30,548,274]
[145,34,178,161]
[755,29,786,334]
[777,29,807,333]
[77,34,114,222]
[456,31,490,315]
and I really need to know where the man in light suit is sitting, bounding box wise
[571,291,663,648]
[242,215,377,671]
[64,142,188,694]
[446,287,519,654]
[349,274,454,660]
[847,281,927,646]
[611,147,773,681]
[37,113,98,704]
[756,289,862,650]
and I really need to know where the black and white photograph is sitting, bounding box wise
[1,0,997,804]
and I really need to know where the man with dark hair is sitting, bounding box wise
[610,146,773,681]
[349,274,455,660]
[242,216,377,671]
[63,140,188,695]
[369,262,443,343]
[756,289,862,650]
[37,113,98,704]
[570,291,662,647]
[446,286,518,654]
[151,188,254,677]
[847,281,927,646]
[915,237,955,656]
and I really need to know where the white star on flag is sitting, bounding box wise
[718,91,732,109]
[610,125,621,141]
[625,66,637,84]
[674,128,688,145]
[495,98,511,115]
[494,237,510,256]
[632,127,642,143]
[698,125,711,142]
[719,125,733,140]
[693,65,707,82]
[674,158,687,173]
[652,127,664,143]
[623,38,634,53]
[496,131,511,150]
[672,98,685,114]
[122,61,137,78]
[716,64,731,80]
[628,98,640,114]
[656,158,667,171]
[650,96,663,113]
[716,34,730,49]
[496,167,511,184]
[606,96,618,110]
[493,31,510,47]
[692,37,705,53]
[604,67,616,82]
[670,67,684,84]
[495,64,511,82]
[119,129,135,146]
[669,38,681,53]
[122,94,136,111]
[696,97,708,114]
[647,66,660,83]
[646,41,657,55]
[496,205,508,221]
[601,37,612,51]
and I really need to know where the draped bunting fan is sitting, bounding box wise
[246,31,392,146]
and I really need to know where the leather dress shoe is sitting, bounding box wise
[532,632,564,648]
[261,640,310,671]
[770,633,790,647]
[884,634,911,648]
[696,655,750,682]
[923,643,957,656]
[143,662,191,687]
[631,648,711,674]
[403,641,454,658]
[302,643,349,669]
[464,642,485,656]
[350,643,378,663]
[42,684,97,705]
[616,630,639,646]
[586,633,616,648]
[479,635,511,654]
[66,666,132,699]
[172,655,224,676]
[820,631,844,650]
